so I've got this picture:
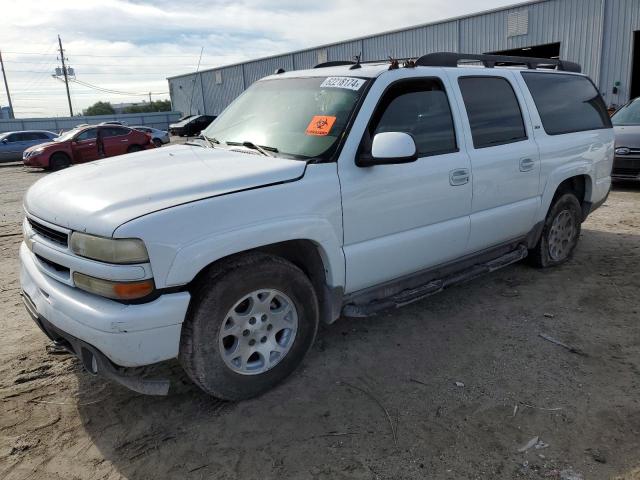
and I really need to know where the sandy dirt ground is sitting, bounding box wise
[0,164,639,480]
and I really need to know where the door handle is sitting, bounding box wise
[120,139,129,142]
[449,168,470,186]
[519,158,535,172]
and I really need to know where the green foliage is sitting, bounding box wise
[83,101,115,116]
[123,100,172,114]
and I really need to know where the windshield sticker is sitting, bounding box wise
[320,77,365,91]
[305,115,337,136]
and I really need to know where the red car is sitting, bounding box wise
[23,124,155,170]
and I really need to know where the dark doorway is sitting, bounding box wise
[488,42,561,59]
[631,31,640,100]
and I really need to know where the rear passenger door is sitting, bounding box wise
[102,127,132,157]
[448,72,541,252]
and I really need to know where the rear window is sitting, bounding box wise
[522,73,611,135]
[458,76,527,149]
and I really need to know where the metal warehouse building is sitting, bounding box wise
[168,0,640,115]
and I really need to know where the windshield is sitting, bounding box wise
[612,99,640,126]
[202,76,368,159]
[54,128,82,142]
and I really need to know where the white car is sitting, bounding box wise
[132,126,171,148]
[19,53,613,399]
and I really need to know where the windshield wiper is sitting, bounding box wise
[227,141,278,157]
[186,134,220,148]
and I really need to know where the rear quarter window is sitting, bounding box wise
[522,73,611,135]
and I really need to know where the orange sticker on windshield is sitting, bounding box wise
[305,115,336,136]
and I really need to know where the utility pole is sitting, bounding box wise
[148,92,152,104]
[58,35,73,116]
[0,50,15,119]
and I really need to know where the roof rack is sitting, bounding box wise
[415,52,581,73]
[313,61,356,69]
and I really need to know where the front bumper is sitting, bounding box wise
[19,242,190,368]
[23,151,49,168]
[612,156,640,181]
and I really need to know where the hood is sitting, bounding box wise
[26,141,59,151]
[614,125,640,148]
[24,145,306,237]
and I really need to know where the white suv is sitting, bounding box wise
[20,53,613,399]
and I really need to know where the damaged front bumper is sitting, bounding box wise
[19,242,190,395]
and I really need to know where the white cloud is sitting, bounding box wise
[0,0,515,116]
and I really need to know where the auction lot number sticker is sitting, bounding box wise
[320,77,366,91]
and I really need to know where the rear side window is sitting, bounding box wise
[102,127,130,137]
[522,73,611,135]
[458,77,527,149]
[370,78,457,157]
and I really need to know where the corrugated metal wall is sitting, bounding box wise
[0,111,182,134]
[600,0,640,107]
[169,0,640,114]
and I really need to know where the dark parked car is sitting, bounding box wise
[0,130,58,162]
[23,124,154,170]
[169,115,216,136]
[611,97,640,181]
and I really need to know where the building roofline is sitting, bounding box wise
[167,0,548,81]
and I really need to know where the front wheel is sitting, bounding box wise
[529,192,582,267]
[179,253,319,400]
[49,152,70,171]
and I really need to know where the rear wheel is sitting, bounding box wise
[179,252,319,400]
[529,192,582,267]
[49,152,70,171]
[153,138,163,148]
[127,145,144,153]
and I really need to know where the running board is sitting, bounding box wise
[342,244,528,317]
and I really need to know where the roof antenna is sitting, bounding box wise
[350,53,362,70]
[388,56,399,70]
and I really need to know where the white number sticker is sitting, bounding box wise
[320,77,366,91]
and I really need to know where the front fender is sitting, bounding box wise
[165,216,344,288]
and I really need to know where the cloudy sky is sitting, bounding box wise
[1,0,515,117]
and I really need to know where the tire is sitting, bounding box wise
[49,152,70,171]
[179,252,319,400]
[528,192,582,268]
[153,139,163,148]
[127,145,144,153]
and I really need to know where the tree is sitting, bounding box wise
[123,100,172,114]
[83,101,115,116]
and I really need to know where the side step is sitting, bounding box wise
[342,244,528,317]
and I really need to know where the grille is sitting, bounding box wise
[35,254,70,275]
[28,218,68,247]
[612,167,640,176]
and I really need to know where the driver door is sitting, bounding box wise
[71,128,100,163]
[338,76,473,293]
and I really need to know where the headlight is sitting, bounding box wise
[73,272,155,300]
[70,232,149,264]
[615,147,630,155]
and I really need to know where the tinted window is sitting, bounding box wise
[76,128,97,141]
[371,79,457,157]
[523,73,611,135]
[23,132,48,141]
[458,77,527,148]
[102,127,130,137]
[5,133,19,142]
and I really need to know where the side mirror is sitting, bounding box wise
[1,139,7,144]
[357,132,417,167]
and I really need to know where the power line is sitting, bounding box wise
[2,51,209,58]
[9,70,182,75]
[68,77,168,96]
